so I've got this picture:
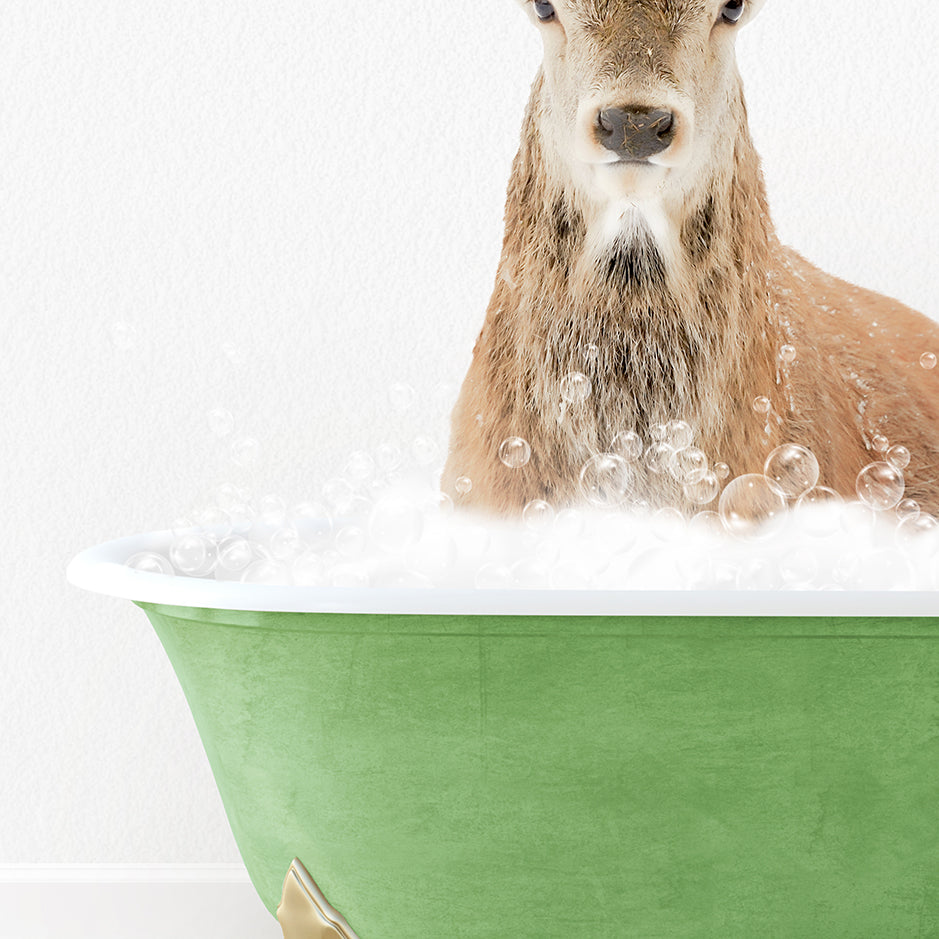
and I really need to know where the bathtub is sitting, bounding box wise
[68,530,939,937]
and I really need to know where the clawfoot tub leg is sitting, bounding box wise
[276,858,361,939]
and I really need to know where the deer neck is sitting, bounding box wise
[492,74,782,453]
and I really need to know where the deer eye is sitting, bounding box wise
[533,1,557,22]
[720,0,745,24]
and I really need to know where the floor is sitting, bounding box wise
[0,879,282,939]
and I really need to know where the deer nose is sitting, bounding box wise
[596,107,676,161]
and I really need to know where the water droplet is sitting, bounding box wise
[886,445,910,470]
[455,475,473,496]
[718,474,787,540]
[207,408,234,438]
[611,430,643,462]
[856,462,904,511]
[764,444,819,499]
[665,420,693,451]
[369,498,424,552]
[920,352,937,369]
[752,396,771,414]
[523,499,555,532]
[683,471,720,505]
[871,434,889,453]
[779,344,797,365]
[126,551,173,575]
[498,436,532,469]
[579,453,633,507]
[668,446,708,484]
[560,372,592,405]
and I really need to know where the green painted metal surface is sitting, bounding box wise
[137,603,939,937]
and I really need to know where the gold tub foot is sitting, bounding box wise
[277,858,360,939]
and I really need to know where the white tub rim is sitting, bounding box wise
[66,530,939,617]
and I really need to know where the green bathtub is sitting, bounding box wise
[68,533,939,937]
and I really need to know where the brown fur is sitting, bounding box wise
[443,1,939,515]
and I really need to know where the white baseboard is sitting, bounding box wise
[0,866,282,939]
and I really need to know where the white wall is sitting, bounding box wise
[1,0,937,875]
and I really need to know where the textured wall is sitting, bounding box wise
[1,0,937,862]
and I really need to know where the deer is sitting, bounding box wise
[442,0,939,518]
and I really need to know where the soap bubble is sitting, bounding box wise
[886,445,911,470]
[242,559,289,585]
[109,320,136,350]
[335,525,367,558]
[780,548,818,585]
[475,563,514,590]
[369,498,424,553]
[683,471,720,505]
[331,565,370,588]
[719,474,787,540]
[643,442,673,474]
[554,508,585,539]
[389,382,416,413]
[258,493,287,527]
[856,462,904,511]
[896,498,920,522]
[270,526,304,561]
[794,486,843,536]
[560,372,592,405]
[193,505,233,540]
[752,396,771,414]
[126,552,173,575]
[322,477,356,514]
[227,502,256,534]
[668,447,707,484]
[764,444,819,499]
[665,420,693,451]
[839,501,877,537]
[523,499,555,533]
[714,462,731,481]
[649,423,668,442]
[431,491,454,516]
[920,352,937,369]
[689,511,723,537]
[579,453,633,507]
[611,430,643,462]
[778,344,797,365]
[896,513,939,545]
[499,437,532,469]
[412,436,439,466]
[230,435,260,467]
[344,450,376,482]
[216,536,253,572]
[871,434,889,453]
[292,551,326,586]
[289,502,332,549]
[207,408,235,438]
[375,443,403,472]
[169,533,215,575]
[455,476,473,496]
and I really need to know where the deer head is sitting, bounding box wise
[516,0,767,258]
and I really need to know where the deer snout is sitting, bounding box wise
[596,106,676,162]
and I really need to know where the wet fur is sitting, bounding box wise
[443,67,939,515]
